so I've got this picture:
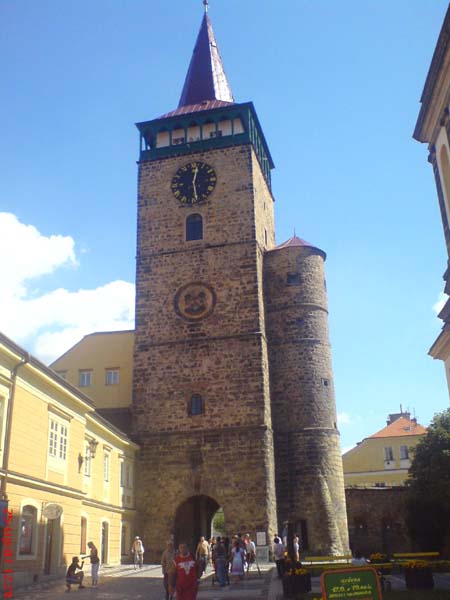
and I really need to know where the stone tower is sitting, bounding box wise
[132,6,348,559]
[264,238,349,553]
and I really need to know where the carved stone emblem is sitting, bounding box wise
[174,282,216,322]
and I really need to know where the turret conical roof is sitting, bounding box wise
[178,12,234,108]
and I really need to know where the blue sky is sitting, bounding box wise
[1,0,449,451]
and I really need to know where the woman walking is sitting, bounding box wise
[230,539,245,583]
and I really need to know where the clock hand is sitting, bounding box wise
[192,165,199,201]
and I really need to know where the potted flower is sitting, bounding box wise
[293,567,312,593]
[404,560,434,590]
[282,561,311,597]
[369,552,387,564]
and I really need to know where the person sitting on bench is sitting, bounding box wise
[66,556,85,592]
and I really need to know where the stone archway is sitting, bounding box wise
[173,495,220,553]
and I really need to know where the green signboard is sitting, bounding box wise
[321,567,382,600]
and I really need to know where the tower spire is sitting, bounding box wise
[178,7,234,108]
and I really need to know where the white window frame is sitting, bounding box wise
[384,447,394,461]
[84,443,91,478]
[400,445,409,460]
[105,368,119,386]
[103,451,110,482]
[47,414,69,472]
[79,370,92,387]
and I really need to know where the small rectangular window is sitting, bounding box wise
[84,445,91,477]
[48,418,68,462]
[56,370,67,380]
[400,445,409,460]
[79,370,92,387]
[103,452,109,482]
[105,369,119,385]
[189,394,204,416]
[48,420,58,457]
[287,273,300,285]
[384,447,394,461]
[59,424,68,460]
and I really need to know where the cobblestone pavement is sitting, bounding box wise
[13,565,450,599]
[12,564,276,600]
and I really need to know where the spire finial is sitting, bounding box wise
[203,0,209,13]
[294,228,296,237]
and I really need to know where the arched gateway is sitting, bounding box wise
[174,495,220,551]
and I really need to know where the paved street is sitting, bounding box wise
[12,564,278,600]
[12,564,450,599]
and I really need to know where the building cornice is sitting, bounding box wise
[414,6,450,143]
[429,322,450,359]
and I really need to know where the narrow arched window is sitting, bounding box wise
[186,214,203,241]
[188,394,204,416]
[19,505,37,555]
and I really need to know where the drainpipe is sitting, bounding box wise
[1,353,29,501]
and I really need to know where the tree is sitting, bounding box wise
[406,408,450,551]
[212,508,226,536]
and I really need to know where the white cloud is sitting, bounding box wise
[0,213,135,363]
[433,292,448,315]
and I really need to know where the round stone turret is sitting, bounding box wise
[264,236,349,554]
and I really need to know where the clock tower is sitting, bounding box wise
[133,4,349,559]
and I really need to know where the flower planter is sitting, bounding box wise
[294,573,312,593]
[282,575,295,598]
[404,568,434,590]
[282,573,311,597]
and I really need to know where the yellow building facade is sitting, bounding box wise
[342,412,426,487]
[51,330,134,410]
[0,332,138,588]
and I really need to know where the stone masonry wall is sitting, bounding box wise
[346,487,412,556]
[264,245,349,554]
[133,143,278,559]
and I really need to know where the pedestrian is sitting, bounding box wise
[273,536,285,578]
[65,556,85,592]
[195,535,210,576]
[212,536,228,587]
[352,550,368,566]
[230,538,246,582]
[131,535,145,568]
[161,541,175,600]
[244,533,256,571]
[293,534,300,562]
[172,542,198,600]
[84,541,100,587]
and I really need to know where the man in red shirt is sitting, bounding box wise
[172,543,198,600]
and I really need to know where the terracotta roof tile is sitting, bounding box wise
[369,416,427,439]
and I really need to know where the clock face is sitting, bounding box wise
[171,161,217,205]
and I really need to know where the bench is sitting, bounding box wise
[302,554,353,565]
[301,555,353,574]
[392,552,439,561]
